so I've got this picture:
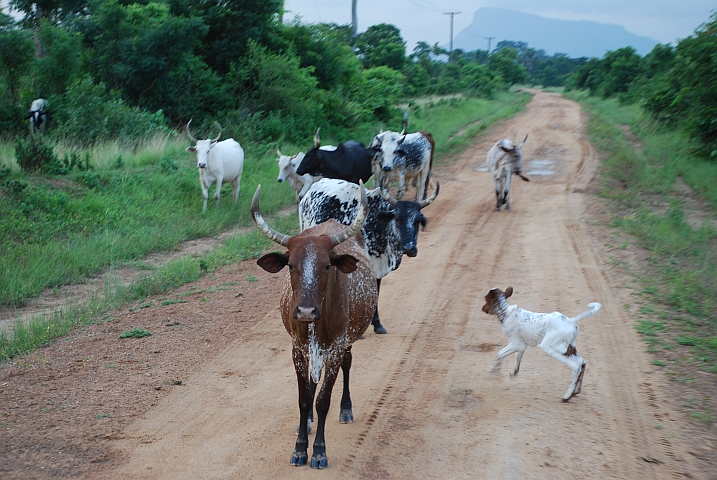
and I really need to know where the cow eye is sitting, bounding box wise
[324,265,331,271]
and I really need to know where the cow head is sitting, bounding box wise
[482,286,513,317]
[276,148,303,182]
[253,182,368,323]
[186,120,222,169]
[499,134,528,177]
[370,130,407,172]
[379,180,439,257]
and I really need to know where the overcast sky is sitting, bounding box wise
[283,0,715,51]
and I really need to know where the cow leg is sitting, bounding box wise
[540,345,586,401]
[214,176,223,206]
[397,174,406,200]
[491,342,524,373]
[339,346,354,423]
[311,356,342,469]
[504,171,512,210]
[231,178,239,206]
[291,346,312,466]
[296,378,316,435]
[372,279,387,334]
[510,350,524,377]
[495,189,502,211]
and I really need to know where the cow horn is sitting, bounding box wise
[379,178,398,207]
[397,133,406,145]
[329,181,368,246]
[419,181,440,209]
[212,122,222,143]
[251,185,291,247]
[276,148,283,157]
[519,133,528,148]
[185,120,198,143]
[313,128,321,148]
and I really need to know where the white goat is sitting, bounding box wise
[276,149,322,201]
[485,135,529,211]
[482,286,601,402]
[186,121,244,212]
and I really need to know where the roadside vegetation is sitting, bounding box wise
[568,90,717,426]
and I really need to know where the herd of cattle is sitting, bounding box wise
[192,118,527,469]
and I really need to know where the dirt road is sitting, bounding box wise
[89,92,700,478]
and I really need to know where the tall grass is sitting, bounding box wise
[567,91,717,373]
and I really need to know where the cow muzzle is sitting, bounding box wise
[382,165,393,172]
[403,243,418,257]
[198,163,206,169]
[293,305,320,323]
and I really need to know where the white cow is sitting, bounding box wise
[186,121,244,212]
[275,148,326,201]
[485,134,529,211]
[29,98,47,135]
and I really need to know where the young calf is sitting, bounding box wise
[482,286,601,401]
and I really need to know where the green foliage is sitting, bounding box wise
[0,13,34,104]
[14,136,57,172]
[488,47,528,86]
[119,327,152,338]
[50,77,168,145]
[358,66,405,123]
[355,23,406,70]
[34,19,84,98]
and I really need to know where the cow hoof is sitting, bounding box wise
[374,324,387,334]
[311,453,328,469]
[339,409,353,423]
[290,450,308,466]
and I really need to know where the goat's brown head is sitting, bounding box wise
[252,183,367,323]
[482,286,513,315]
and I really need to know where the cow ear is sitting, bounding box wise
[420,215,427,230]
[500,145,512,153]
[505,286,513,298]
[331,254,359,274]
[377,211,395,222]
[186,146,196,153]
[257,252,289,273]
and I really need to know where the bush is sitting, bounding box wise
[14,136,57,172]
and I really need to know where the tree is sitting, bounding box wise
[488,47,528,86]
[355,23,406,70]
[34,19,84,97]
[0,13,34,102]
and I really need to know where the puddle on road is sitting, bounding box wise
[525,158,555,176]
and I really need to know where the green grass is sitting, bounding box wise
[567,90,717,374]
[0,91,532,360]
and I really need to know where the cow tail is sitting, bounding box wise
[422,132,435,201]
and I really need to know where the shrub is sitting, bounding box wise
[14,136,57,172]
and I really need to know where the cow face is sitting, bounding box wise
[372,131,406,172]
[187,139,218,169]
[499,134,528,175]
[393,201,428,257]
[276,150,300,182]
[257,232,359,323]
[295,147,324,177]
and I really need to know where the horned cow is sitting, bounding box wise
[186,121,245,212]
[296,128,372,185]
[253,182,377,469]
[485,134,529,211]
[28,98,47,135]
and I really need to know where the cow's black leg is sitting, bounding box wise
[339,347,353,423]
[504,190,510,210]
[311,358,341,469]
[297,379,316,434]
[372,279,387,334]
[291,346,310,466]
[495,190,502,211]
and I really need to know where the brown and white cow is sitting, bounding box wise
[252,182,377,469]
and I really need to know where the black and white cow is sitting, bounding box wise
[368,129,434,201]
[28,98,47,135]
[300,178,439,334]
[296,128,373,185]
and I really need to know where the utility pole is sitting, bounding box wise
[352,0,358,40]
[485,36,495,55]
[444,11,460,59]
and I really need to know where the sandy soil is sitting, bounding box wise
[1,91,713,479]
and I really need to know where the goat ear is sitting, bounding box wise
[505,286,513,298]
[331,254,359,274]
[257,252,289,273]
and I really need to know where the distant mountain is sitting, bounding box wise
[452,7,660,58]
